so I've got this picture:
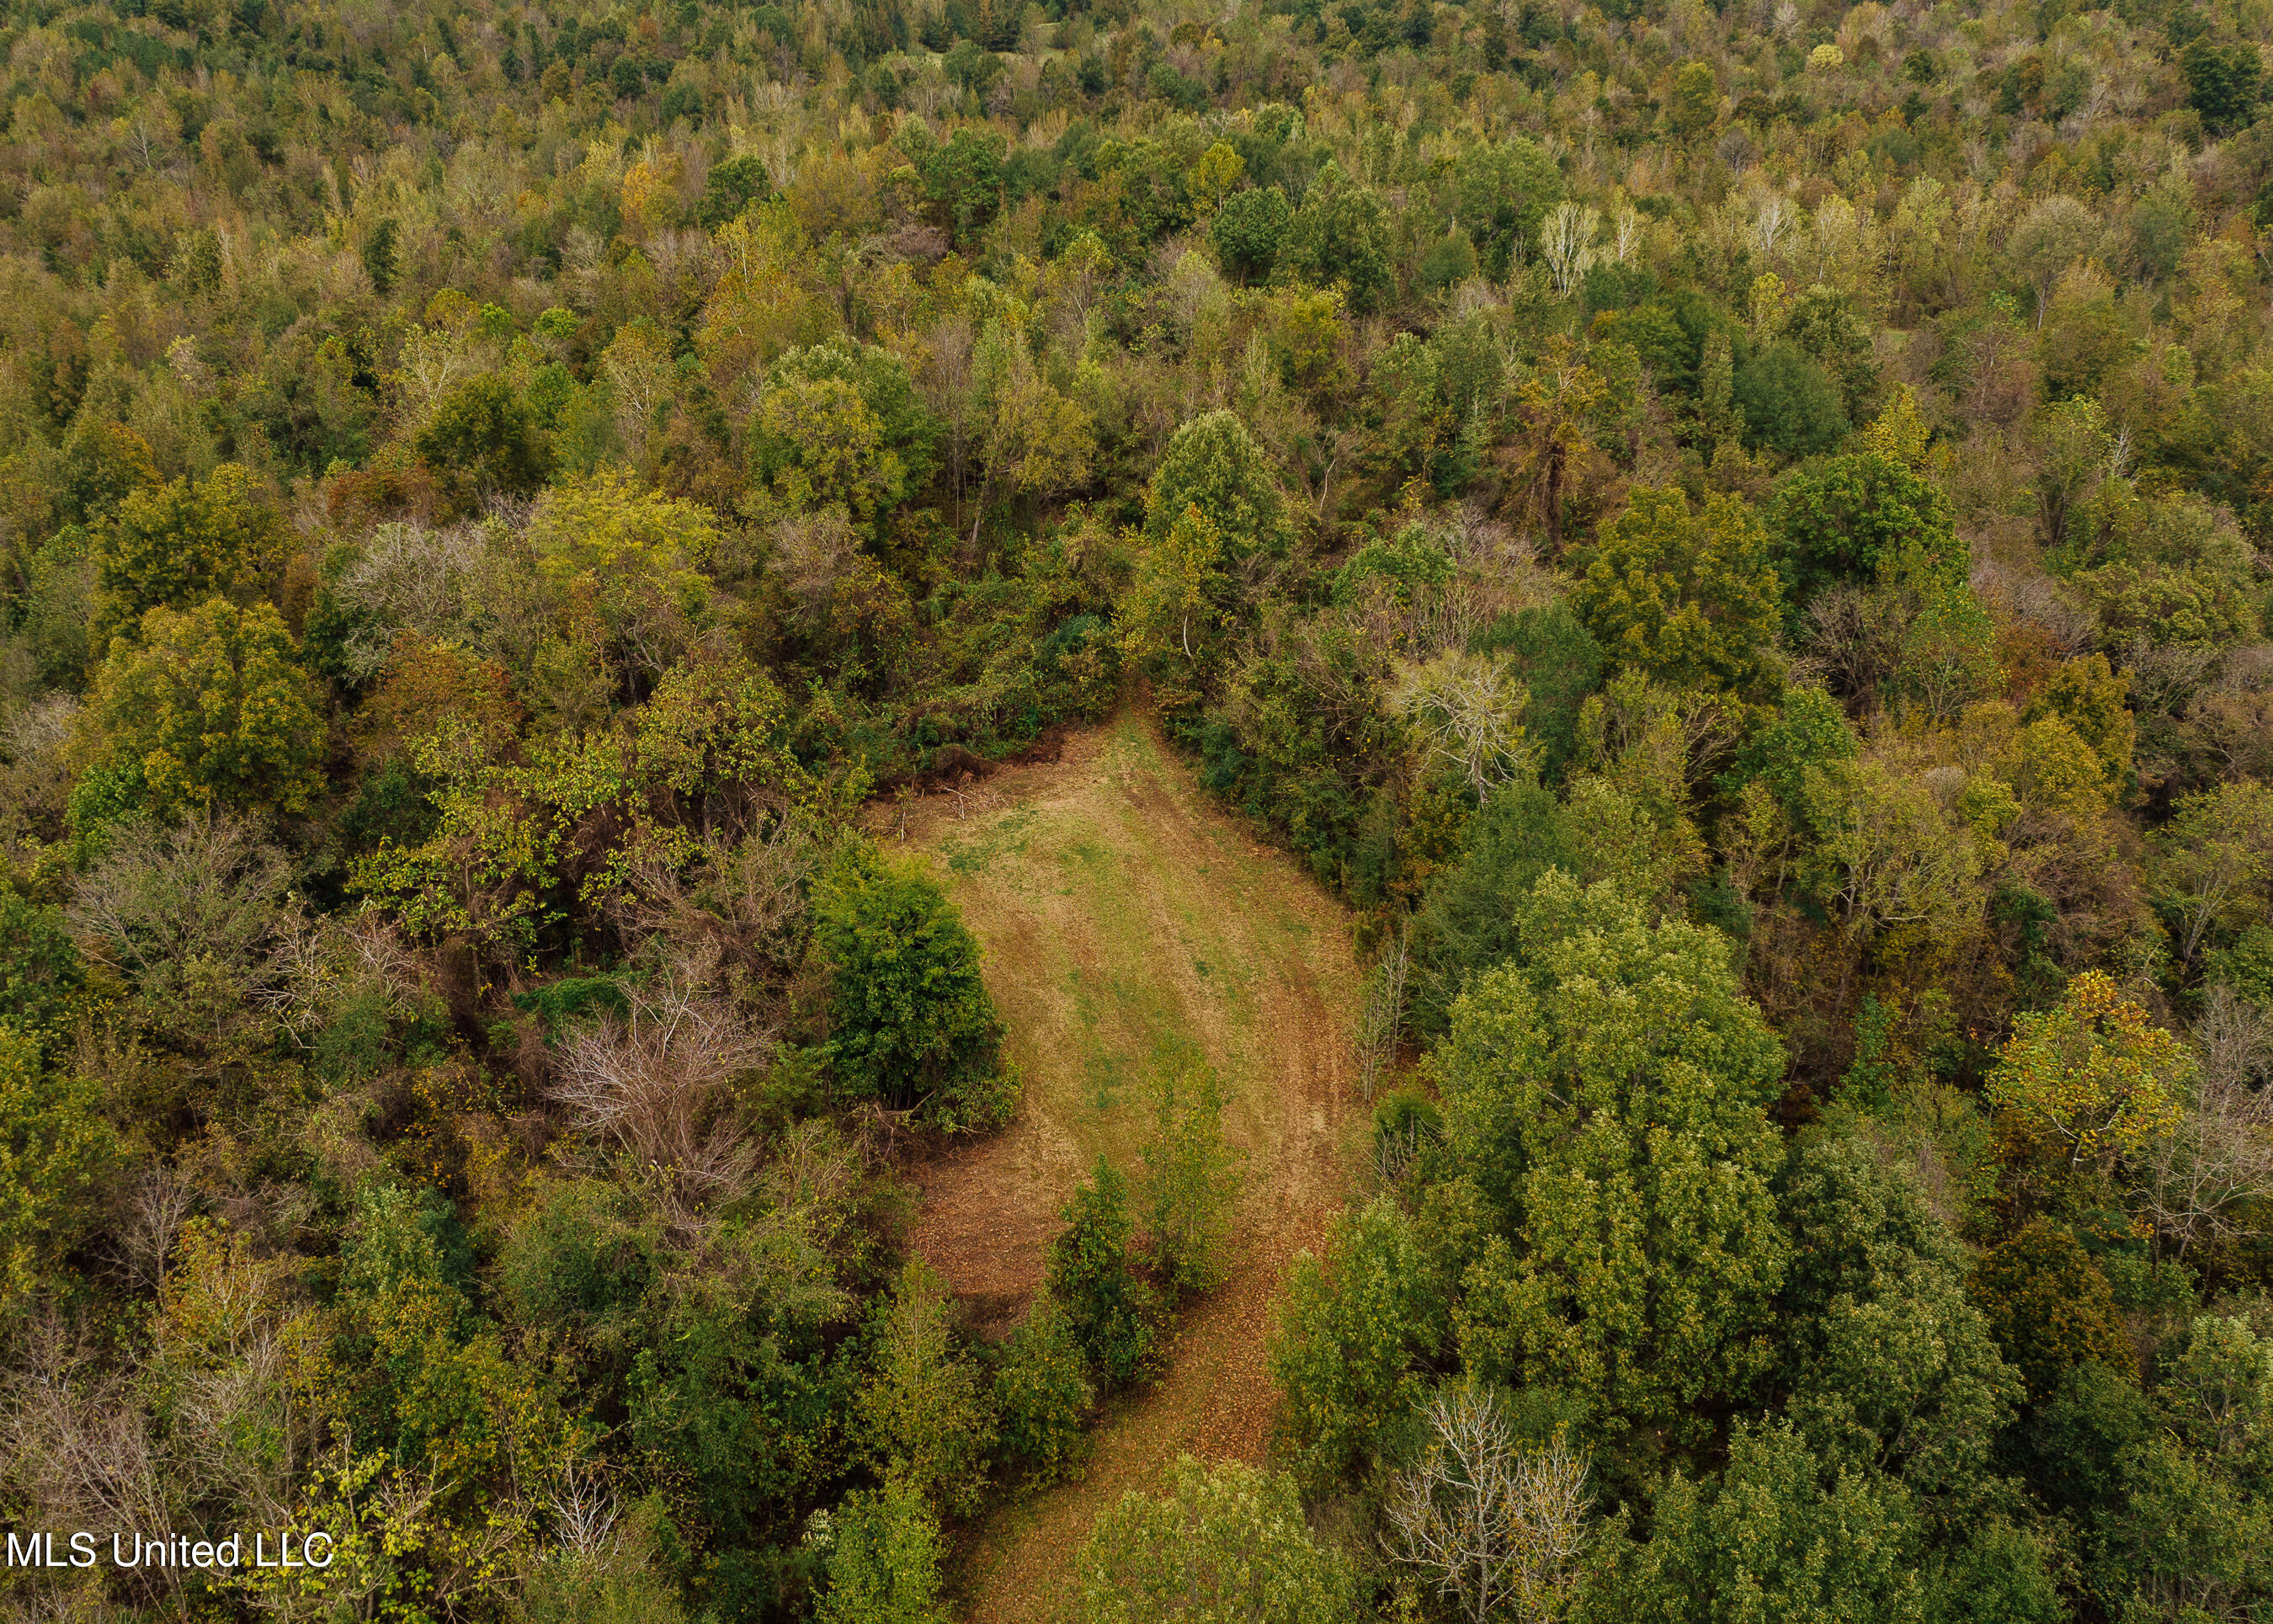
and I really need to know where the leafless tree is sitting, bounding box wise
[0,692,78,842]
[1373,1116,1432,1186]
[70,812,295,982]
[1540,203,1599,296]
[542,1460,621,1557]
[114,1163,200,1294]
[1357,922,1412,1104]
[1804,582,1908,703]
[2185,645,2273,785]
[2145,990,2273,1263]
[610,820,819,1005]
[1392,652,1541,805]
[1752,191,1791,258]
[1386,1384,1592,1624]
[1972,561,2097,655]
[2,1323,179,1602]
[771,507,864,625]
[68,812,301,1072]
[1420,513,1552,657]
[2123,638,2222,723]
[163,1317,322,1531]
[1609,202,1642,264]
[327,521,491,680]
[343,908,424,997]
[549,979,770,1224]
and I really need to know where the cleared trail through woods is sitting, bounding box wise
[893,706,1366,1624]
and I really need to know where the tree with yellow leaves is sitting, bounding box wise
[1118,504,1231,708]
[1860,382,1933,466]
[87,598,324,818]
[1988,971,2191,1174]
[968,339,1096,550]
[0,1023,117,1318]
[1512,338,1605,556]
[94,461,286,640]
[1186,141,1245,216]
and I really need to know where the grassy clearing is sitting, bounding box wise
[896,708,1367,1623]
[908,709,1355,1217]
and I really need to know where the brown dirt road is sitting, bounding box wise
[886,707,1366,1623]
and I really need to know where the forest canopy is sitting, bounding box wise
[3,0,2273,1616]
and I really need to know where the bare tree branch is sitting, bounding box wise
[1386,1384,1591,1624]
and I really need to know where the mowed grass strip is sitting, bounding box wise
[899,708,1368,1624]
[913,708,1344,1192]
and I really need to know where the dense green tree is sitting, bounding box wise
[699,153,775,227]
[1781,285,1882,420]
[991,1296,1094,1488]
[1584,1419,2060,1624]
[1576,487,1784,701]
[58,418,157,528]
[1438,873,1790,1447]
[1773,1138,2022,1506]
[94,463,286,637]
[2112,1317,2273,1611]
[2025,654,2134,791]
[1452,139,1562,279]
[0,892,88,1059]
[1967,1222,2134,1401]
[809,844,1006,1126]
[1667,61,1718,139]
[1143,409,1296,560]
[1211,185,1292,283]
[1408,781,1582,1026]
[1135,1062,1244,1295]
[0,1023,118,1318]
[818,1485,951,1624]
[751,341,940,525]
[1727,685,1858,815]
[2014,1334,2273,1621]
[1076,1457,1357,1624]
[1046,1158,1162,1390]
[413,375,553,508]
[921,128,1008,246]
[1734,341,1850,459]
[1767,452,1962,609]
[1286,162,1394,311]
[361,218,402,296]
[1270,1195,1449,1486]
[88,598,324,817]
[857,1258,998,1516]
[2181,37,2265,133]
[1469,599,1605,780]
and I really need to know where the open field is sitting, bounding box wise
[891,708,1368,1623]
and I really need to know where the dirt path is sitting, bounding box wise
[889,708,1366,1623]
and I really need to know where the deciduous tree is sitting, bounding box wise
[1387,1383,1590,1624]
[88,598,323,818]
[1576,487,1783,702]
[95,463,285,637]
[1439,874,1790,1444]
[1987,971,2191,1174]
[1077,1457,1356,1624]
[1135,1062,1244,1295]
